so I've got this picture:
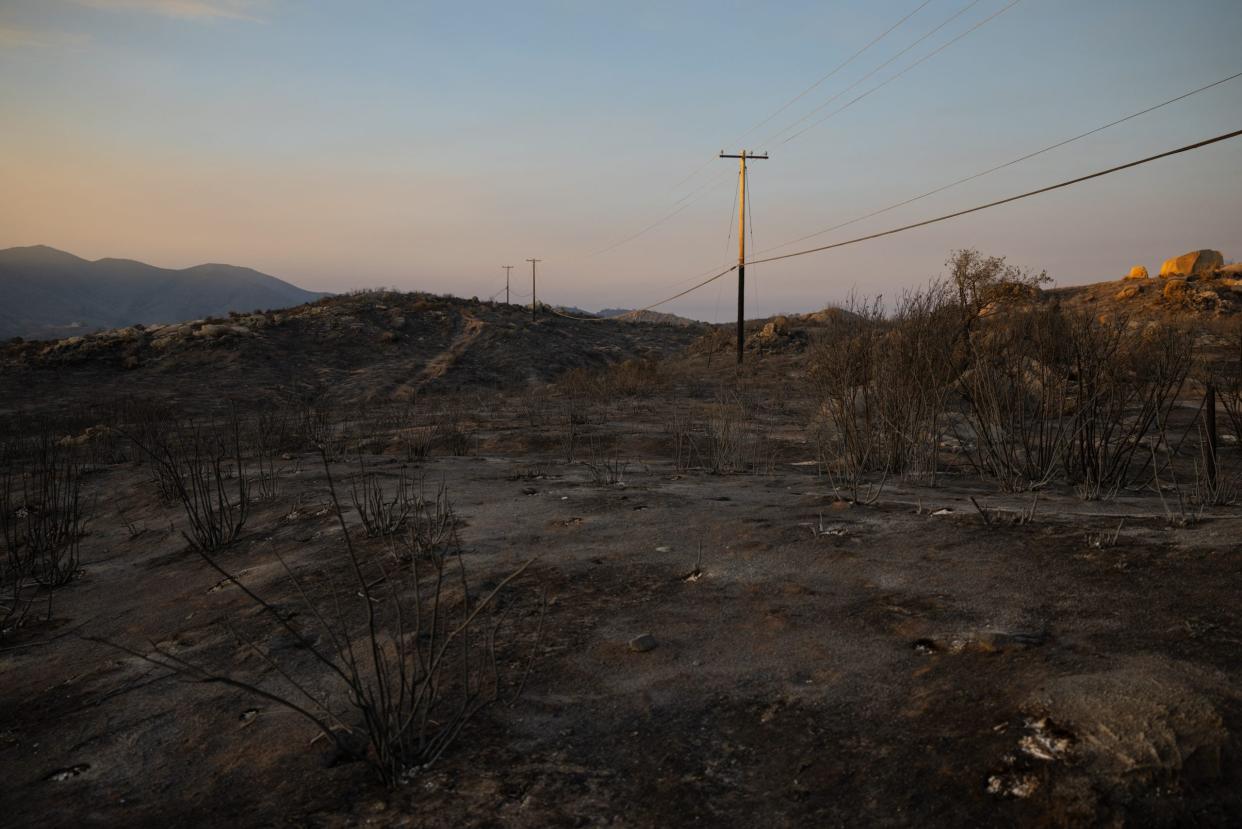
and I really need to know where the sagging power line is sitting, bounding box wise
[756,68,1242,257]
[551,127,1242,322]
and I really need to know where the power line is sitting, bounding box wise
[737,0,936,146]
[778,0,1022,146]
[757,0,985,149]
[757,69,1242,256]
[670,0,937,195]
[553,127,1242,320]
[593,3,944,259]
[750,127,1242,266]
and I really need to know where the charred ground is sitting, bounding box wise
[2,273,1241,827]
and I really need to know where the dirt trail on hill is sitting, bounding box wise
[414,310,485,391]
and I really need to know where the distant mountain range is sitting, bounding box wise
[0,245,328,340]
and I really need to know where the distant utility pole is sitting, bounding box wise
[526,258,542,320]
[502,265,514,305]
[719,149,768,364]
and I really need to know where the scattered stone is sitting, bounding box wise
[986,772,1039,799]
[44,764,90,782]
[628,633,658,653]
[1125,265,1149,280]
[1159,249,1224,277]
[1018,717,1074,761]
[1115,285,1140,300]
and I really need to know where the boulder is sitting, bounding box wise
[1159,250,1224,277]
[1115,285,1140,300]
[1163,279,1189,303]
[1125,265,1149,280]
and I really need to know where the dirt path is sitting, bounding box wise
[413,309,485,390]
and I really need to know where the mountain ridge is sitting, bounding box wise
[0,245,328,340]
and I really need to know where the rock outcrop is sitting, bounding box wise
[1126,265,1149,280]
[1163,279,1189,303]
[1159,250,1224,277]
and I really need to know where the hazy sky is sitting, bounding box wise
[2,0,1240,320]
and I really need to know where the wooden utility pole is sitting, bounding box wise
[502,265,514,305]
[526,258,542,320]
[719,150,768,364]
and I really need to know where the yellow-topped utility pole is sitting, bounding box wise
[719,150,768,364]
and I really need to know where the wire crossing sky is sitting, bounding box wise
[1,0,1240,321]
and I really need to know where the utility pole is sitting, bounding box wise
[719,150,768,364]
[502,265,514,305]
[526,258,542,320]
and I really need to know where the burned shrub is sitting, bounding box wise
[808,286,957,496]
[100,455,542,788]
[0,435,87,588]
[349,457,414,537]
[130,416,251,552]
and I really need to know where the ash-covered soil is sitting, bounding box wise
[2,293,1241,827]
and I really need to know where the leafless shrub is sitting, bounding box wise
[558,400,580,463]
[131,417,251,553]
[1189,421,1239,507]
[435,408,473,457]
[249,417,288,502]
[518,386,550,428]
[1068,318,1194,499]
[1,436,87,588]
[583,439,628,486]
[958,306,1077,491]
[599,357,664,399]
[1217,320,1242,447]
[97,456,540,787]
[399,425,436,462]
[300,406,344,460]
[808,297,894,497]
[668,404,701,473]
[349,457,414,537]
[1,454,39,634]
[947,247,1049,341]
[704,397,747,474]
[252,405,300,456]
[405,481,460,561]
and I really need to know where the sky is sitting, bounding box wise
[2,0,1240,321]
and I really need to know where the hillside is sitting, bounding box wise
[0,245,327,340]
[0,290,703,412]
